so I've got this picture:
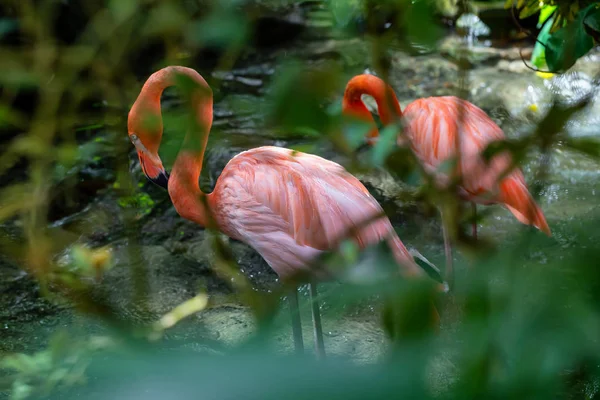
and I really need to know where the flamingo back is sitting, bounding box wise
[403,96,550,235]
[404,96,513,199]
[209,146,421,279]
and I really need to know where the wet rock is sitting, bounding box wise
[47,134,121,223]
[569,48,600,79]
[185,235,277,289]
[544,71,598,106]
[193,306,256,346]
[468,67,548,122]
[387,55,459,99]
[48,165,116,223]
[81,244,220,324]
[251,4,306,49]
[439,35,533,66]
[0,257,68,354]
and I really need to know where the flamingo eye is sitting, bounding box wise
[130,134,139,143]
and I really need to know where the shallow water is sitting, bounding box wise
[1,20,600,397]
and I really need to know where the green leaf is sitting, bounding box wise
[562,137,600,158]
[583,5,600,41]
[0,18,17,38]
[109,0,138,23]
[370,124,399,167]
[329,0,362,27]
[537,5,557,28]
[267,62,342,134]
[342,118,372,150]
[519,3,540,20]
[404,0,444,53]
[187,12,249,48]
[531,15,554,68]
[545,11,594,72]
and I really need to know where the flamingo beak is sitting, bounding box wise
[149,168,170,189]
[130,133,169,190]
[138,152,169,190]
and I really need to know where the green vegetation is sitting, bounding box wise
[506,0,600,71]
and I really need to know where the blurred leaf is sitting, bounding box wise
[531,15,554,68]
[384,146,421,184]
[0,69,39,87]
[538,5,557,28]
[2,354,39,373]
[403,0,444,53]
[109,0,138,23]
[74,123,104,132]
[48,348,436,400]
[187,13,249,48]
[519,3,539,19]
[143,3,188,36]
[0,18,17,38]
[369,123,399,167]
[329,0,363,27]
[289,143,318,154]
[0,104,27,128]
[152,293,209,335]
[61,46,96,69]
[0,184,37,222]
[341,118,372,150]
[561,137,600,158]
[381,278,439,341]
[545,5,595,72]
[583,6,600,41]
[267,62,342,134]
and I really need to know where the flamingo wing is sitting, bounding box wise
[211,146,419,278]
[402,97,550,235]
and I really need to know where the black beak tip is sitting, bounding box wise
[149,170,170,190]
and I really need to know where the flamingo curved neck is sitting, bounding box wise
[343,75,403,124]
[137,66,214,228]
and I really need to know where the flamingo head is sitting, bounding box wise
[128,132,169,189]
[127,90,171,190]
[342,74,402,147]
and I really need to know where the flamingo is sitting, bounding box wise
[127,66,441,358]
[342,74,551,287]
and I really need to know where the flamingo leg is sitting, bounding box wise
[288,287,304,355]
[441,213,454,291]
[472,202,478,240]
[309,282,326,359]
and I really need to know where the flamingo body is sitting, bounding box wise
[171,145,420,279]
[403,96,550,234]
[343,75,550,236]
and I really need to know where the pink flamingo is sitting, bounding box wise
[127,66,440,358]
[342,74,551,286]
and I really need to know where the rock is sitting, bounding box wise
[387,55,459,99]
[468,67,549,123]
[185,234,277,289]
[0,253,72,354]
[82,244,216,324]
